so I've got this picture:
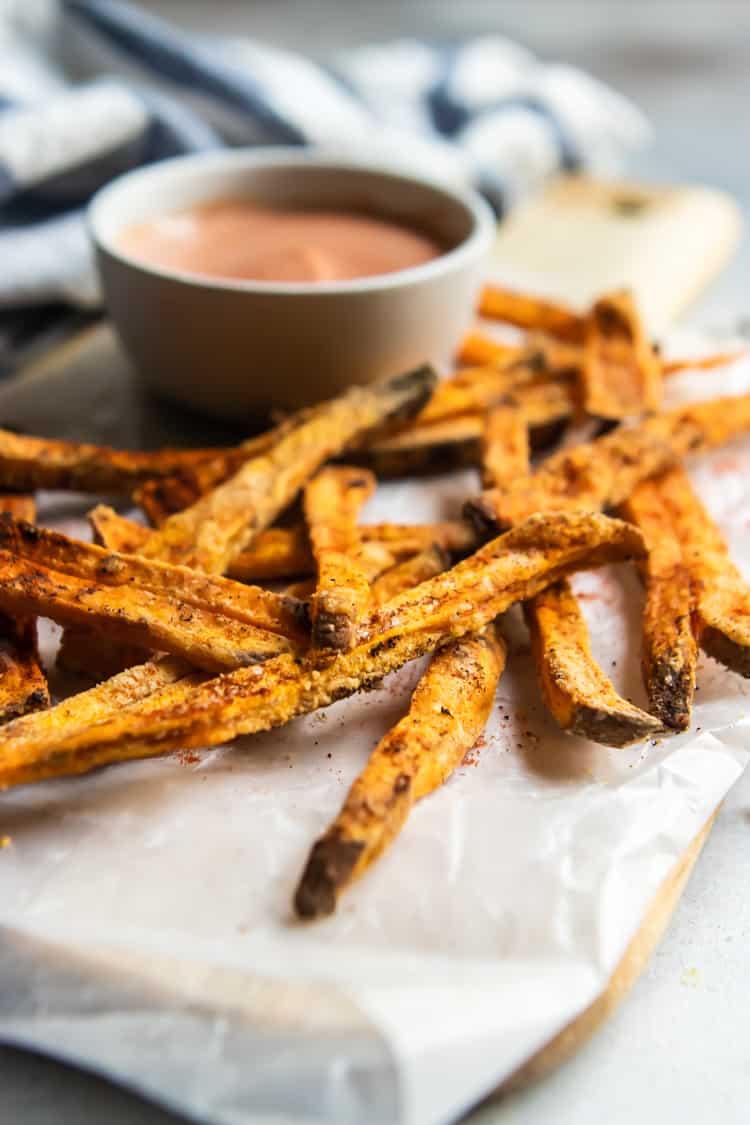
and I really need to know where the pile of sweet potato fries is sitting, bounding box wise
[1,285,749,919]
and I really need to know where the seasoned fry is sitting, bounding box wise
[140,366,436,573]
[90,507,475,581]
[654,465,750,678]
[662,351,746,375]
[0,656,198,764]
[466,393,750,536]
[456,334,524,368]
[524,580,662,745]
[479,285,585,343]
[0,550,292,672]
[304,467,377,652]
[619,476,697,729]
[0,516,307,641]
[371,544,449,605]
[0,512,645,788]
[457,331,582,374]
[363,381,573,478]
[480,405,530,490]
[0,495,49,723]
[581,290,661,420]
[0,428,224,493]
[295,622,507,917]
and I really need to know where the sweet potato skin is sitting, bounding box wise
[0,513,645,788]
[294,622,507,918]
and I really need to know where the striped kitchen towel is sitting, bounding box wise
[0,0,649,309]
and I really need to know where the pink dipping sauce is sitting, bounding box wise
[118,199,445,283]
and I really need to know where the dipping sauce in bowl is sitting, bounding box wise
[118,200,445,284]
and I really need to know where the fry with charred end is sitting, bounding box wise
[654,465,750,679]
[0,512,645,788]
[619,476,697,730]
[0,549,292,672]
[140,366,436,573]
[480,404,531,490]
[0,428,224,493]
[0,516,307,641]
[304,466,377,652]
[466,393,750,537]
[524,580,662,746]
[0,496,49,724]
[581,290,662,420]
[371,544,450,605]
[295,622,507,918]
[363,381,573,478]
[479,285,585,343]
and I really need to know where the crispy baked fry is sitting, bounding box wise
[0,428,224,493]
[479,285,585,342]
[363,381,573,478]
[455,334,524,368]
[653,465,750,678]
[0,495,49,724]
[466,393,750,536]
[0,656,198,764]
[0,512,645,787]
[295,621,507,917]
[524,579,662,745]
[89,506,475,581]
[619,476,697,729]
[457,331,582,374]
[0,516,306,641]
[140,366,436,573]
[662,351,746,375]
[304,466,377,652]
[371,544,450,605]
[581,290,662,420]
[0,549,291,672]
[480,405,530,490]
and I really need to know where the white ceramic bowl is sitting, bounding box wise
[88,148,494,420]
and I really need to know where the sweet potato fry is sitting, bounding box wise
[524,580,662,746]
[581,290,662,420]
[0,550,291,672]
[89,507,475,582]
[662,351,747,376]
[653,465,750,678]
[0,496,49,724]
[0,516,306,641]
[363,381,573,478]
[371,544,449,605]
[466,393,750,536]
[479,285,585,343]
[0,656,199,765]
[304,466,377,652]
[295,621,507,918]
[480,405,530,490]
[457,331,582,373]
[0,428,224,493]
[455,334,524,368]
[0,512,645,788]
[619,476,697,729]
[140,366,436,573]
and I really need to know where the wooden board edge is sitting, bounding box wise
[495,807,719,1096]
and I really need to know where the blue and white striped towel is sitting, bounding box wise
[0,0,649,309]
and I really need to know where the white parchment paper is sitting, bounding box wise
[1,348,750,1125]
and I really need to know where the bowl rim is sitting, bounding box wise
[87,146,495,297]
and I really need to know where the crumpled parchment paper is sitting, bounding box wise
[0,338,749,1125]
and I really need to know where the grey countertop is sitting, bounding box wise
[4,2,750,1122]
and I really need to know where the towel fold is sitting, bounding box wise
[0,0,649,310]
